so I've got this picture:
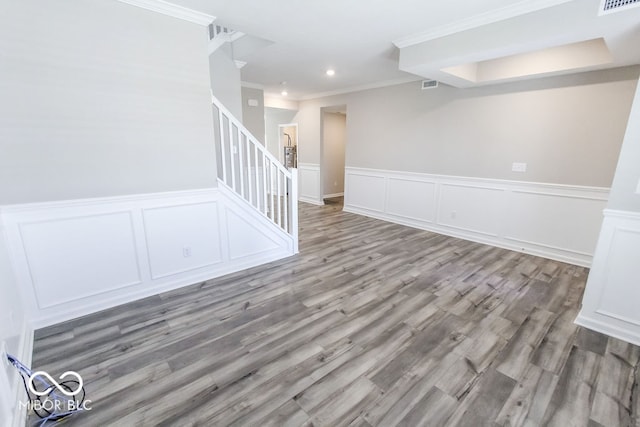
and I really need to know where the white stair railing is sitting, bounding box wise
[208,24,237,41]
[212,95,298,249]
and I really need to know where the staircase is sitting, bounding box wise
[212,95,299,253]
[208,24,245,55]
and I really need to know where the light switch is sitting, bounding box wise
[247,99,259,107]
[512,162,527,172]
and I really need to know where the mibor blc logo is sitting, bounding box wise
[19,369,92,417]
[28,370,84,397]
[7,354,92,421]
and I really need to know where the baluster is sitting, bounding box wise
[262,152,268,215]
[269,162,275,221]
[219,111,227,184]
[238,131,245,198]
[254,143,259,210]
[283,171,288,232]
[246,137,253,206]
[229,123,236,191]
[277,169,282,227]
[290,168,299,252]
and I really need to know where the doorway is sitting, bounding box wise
[278,123,298,166]
[321,106,347,204]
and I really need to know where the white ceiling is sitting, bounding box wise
[169,0,640,98]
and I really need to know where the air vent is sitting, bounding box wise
[600,0,640,14]
[421,80,439,90]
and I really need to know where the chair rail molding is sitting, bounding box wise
[343,166,609,267]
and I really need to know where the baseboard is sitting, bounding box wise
[323,193,344,199]
[343,205,591,267]
[299,197,324,206]
[575,313,640,347]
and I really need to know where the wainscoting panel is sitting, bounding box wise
[226,208,280,260]
[298,163,323,205]
[505,190,606,256]
[1,186,295,327]
[143,202,223,280]
[343,167,609,266]
[438,183,504,237]
[386,177,436,223]
[576,210,640,346]
[19,212,142,309]
[345,172,386,212]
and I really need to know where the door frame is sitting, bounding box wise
[320,106,347,201]
[278,123,298,165]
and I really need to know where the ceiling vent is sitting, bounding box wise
[421,80,439,90]
[600,0,640,14]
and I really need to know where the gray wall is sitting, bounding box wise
[241,86,265,143]
[322,112,346,196]
[210,44,243,120]
[294,66,639,187]
[0,0,218,204]
[608,76,640,212]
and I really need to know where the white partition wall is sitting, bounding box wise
[576,211,640,345]
[344,167,608,266]
[576,76,640,345]
[298,163,324,205]
[0,186,296,328]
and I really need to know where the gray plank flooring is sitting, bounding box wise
[30,197,640,426]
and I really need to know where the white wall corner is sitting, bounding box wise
[575,210,640,346]
[298,163,324,206]
[0,320,33,427]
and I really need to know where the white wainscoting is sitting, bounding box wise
[343,167,609,266]
[298,163,323,205]
[0,316,32,427]
[1,186,295,328]
[576,210,640,346]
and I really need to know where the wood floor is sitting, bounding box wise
[31,198,640,427]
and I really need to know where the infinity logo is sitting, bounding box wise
[28,371,84,397]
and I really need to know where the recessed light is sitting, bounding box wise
[326,69,335,76]
[281,90,288,96]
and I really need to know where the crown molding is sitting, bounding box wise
[241,81,265,90]
[393,0,574,48]
[116,0,214,26]
[298,75,422,101]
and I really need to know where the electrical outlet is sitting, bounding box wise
[183,246,192,258]
[512,162,527,172]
